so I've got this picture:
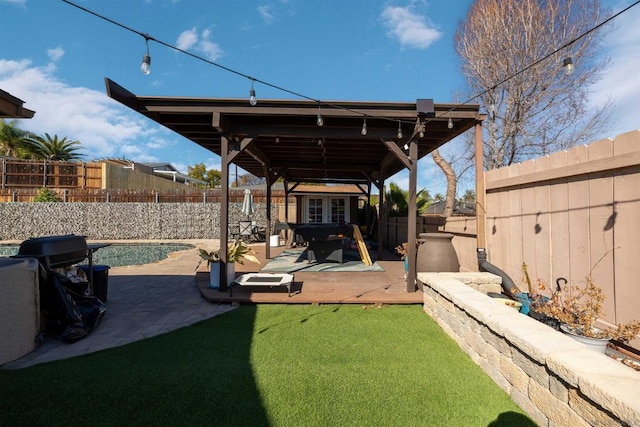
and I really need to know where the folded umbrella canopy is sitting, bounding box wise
[241,188,254,217]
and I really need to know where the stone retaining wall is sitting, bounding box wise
[419,272,640,427]
[0,203,274,240]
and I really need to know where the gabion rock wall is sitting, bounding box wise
[0,203,274,240]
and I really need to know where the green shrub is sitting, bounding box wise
[33,187,61,202]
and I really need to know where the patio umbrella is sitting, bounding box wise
[241,188,254,217]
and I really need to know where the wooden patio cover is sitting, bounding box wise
[0,89,35,119]
[105,78,483,292]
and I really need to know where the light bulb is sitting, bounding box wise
[361,119,367,136]
[397,121,403,139]
[249,88,257,106]
[317,112,324,126]
[140,53,151,75]
[448,117,453,129]
[563,57,574,75]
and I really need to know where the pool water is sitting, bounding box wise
[0,243,194,268]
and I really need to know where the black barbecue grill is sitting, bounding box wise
[17,234,90,268]
[15,235,106,343]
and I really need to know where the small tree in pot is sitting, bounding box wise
[196,240,260,289]
[529,253,640,350]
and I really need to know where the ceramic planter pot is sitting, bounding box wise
[417,233,459,273]
[209,262,236,289]
[560,324,610,353]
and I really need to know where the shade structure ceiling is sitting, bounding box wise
[105,78,481,185]
[0,89,35,119]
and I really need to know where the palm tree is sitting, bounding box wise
[385,182,430,217]
[0,119,28,157]
[23,133,83,161]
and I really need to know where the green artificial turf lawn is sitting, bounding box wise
[0,305,535,426]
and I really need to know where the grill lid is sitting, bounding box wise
[18,235,89,267]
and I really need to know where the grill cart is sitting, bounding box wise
[15,235,106,343]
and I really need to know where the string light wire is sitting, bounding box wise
[62,0,639,128]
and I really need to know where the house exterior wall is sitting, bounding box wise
[293,194,361,224]
[102,162,191,191]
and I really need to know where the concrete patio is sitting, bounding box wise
[3,239,420,369]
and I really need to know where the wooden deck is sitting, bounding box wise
[197,244,423,305]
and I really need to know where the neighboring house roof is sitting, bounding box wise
[140,162,177,171]
[141,162,209,186]
[0,89,35,119]
[425,200,475,216]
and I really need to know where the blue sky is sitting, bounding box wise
[1,0,638,195]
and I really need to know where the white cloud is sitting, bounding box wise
[381,6,442,49]
[176,28,198,50]
[0,58,168,160]
[47,47,65,63]
[175,27,223,61]
[258,5,275,24]
[589,4,640,136]
[0,0,26,6]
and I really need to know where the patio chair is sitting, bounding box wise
[229,224,241,241]
[251,221,266,242]
[238,221,253,243]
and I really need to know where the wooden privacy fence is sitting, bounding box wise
[0,188,291,203]
[0,158,102,189]
[484,130,640,329]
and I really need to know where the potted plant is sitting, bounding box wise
[395,242,409,278]
[530,271,640,353]
[197,240,260,289]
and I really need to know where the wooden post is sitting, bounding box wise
[220,136,230,291]
[474,122,486,251]
[407,139,418,292]
[266,179,272,259]
[284,179,289,223]
[375,178,385,262]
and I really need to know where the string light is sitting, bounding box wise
[397,121,403,139]
[448,116,454,129]
[140,34,151,75]
[563,57,575,75]
[249,79,257,106]
[316,102,324,126]
[61,0,640,129]
[361,119,367,136]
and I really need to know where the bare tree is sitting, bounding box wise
[431,148,457,217]
[455,0,612,170]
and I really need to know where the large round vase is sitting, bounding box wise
[416,233,460,273]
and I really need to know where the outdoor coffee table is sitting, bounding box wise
[229,273,295,297]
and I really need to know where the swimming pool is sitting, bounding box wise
[0,242,195,267]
